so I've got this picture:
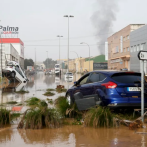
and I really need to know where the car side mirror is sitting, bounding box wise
[74,81,78,86]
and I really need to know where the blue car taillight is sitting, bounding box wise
[101,81,117,89]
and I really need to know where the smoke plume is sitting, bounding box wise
[91,0,119,55]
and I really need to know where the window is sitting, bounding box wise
[131,46,133,52]
[141,43,145,50]
[127,47,129,51]
[111,73,141,84]
[127,35,129,39]
[137,45,140,51]
[115,46,119,53]
[79,74,89,85]
[134,46,136,52]
[99,73,106,81]
[88,73,100,83]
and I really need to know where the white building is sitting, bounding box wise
[36,62,46,70]
[0,38,24,69]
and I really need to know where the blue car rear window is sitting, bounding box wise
[111,73,141,83]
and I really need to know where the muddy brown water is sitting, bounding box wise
[0,125,147,147]
[0,72,81,107]
[0,72,147,147]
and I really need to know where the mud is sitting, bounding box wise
[0,125,147,147]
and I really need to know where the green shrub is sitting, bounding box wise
[43,91,55,96]
[25,97,40,106]
[15,90,29,94]
[46,88,55,91]
[84,106,114,128]
[0,109,10,127]
[55,96,82,118]
[18,107,61,129]
[6,101,17,104]
[11,113,21,119]
[56,88,67,93]
[55,96,70,116]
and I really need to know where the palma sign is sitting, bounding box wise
[0,26,19,34]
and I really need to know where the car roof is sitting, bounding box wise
[90,70,140,76]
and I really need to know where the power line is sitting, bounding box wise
[24,39,147,47]
[23,32,115,42]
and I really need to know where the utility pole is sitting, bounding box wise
[63,15,74,72]
[35,48,36,70]
[46,51,48,70]
[0,33,3,87]
[57,35,63,75]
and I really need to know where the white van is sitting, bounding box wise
[2,61,28,83]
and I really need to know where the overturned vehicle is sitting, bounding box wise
[2,61,28,83]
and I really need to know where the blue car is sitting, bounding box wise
[66,71,147,110]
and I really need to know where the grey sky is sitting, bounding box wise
[0,0,147,62]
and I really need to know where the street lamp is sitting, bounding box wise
[57,35,63,71]
[63,15,74,72]
[46,51,48,70]
[80,42,90,71]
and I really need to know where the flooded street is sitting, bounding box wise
[0,125,147,147]
[0,72,81,104]
[0,72,147,147]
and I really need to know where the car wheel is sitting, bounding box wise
[11,71,15,78]
[66,94,72,105]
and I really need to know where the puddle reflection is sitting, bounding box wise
[0,72,81,110]
[0,126,147,147]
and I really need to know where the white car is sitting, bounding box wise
[55,76,60,84]
[2,61,28,83]
[55,64,60,75]
[65,72,73,79]
[45,70,51,75]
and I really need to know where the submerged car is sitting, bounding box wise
[66,71,147,110]
[2,61,28,83]
[65,72,73,79]
[45,70,51,75]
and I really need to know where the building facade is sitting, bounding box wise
[68,55,107,72]
[130,25,147,73]
[0,43,19,70]
[107,24,145,70]
[0,38,24,69]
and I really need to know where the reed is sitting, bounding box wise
[56,87,67,93]
[55,96,82,118]
[25,97,40,106]
[18,101,61,129]
[6,101,17,104]
[46,88,55,91]
[15,90,29,94]
[0,109,10,128]
[84,106,114,128]
[43,91,55,96]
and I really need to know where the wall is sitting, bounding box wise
[83,60,93,71]
[108,24,145,70]
[0,43,19,69]
[11,43,24,69]
[130,25,147,73]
